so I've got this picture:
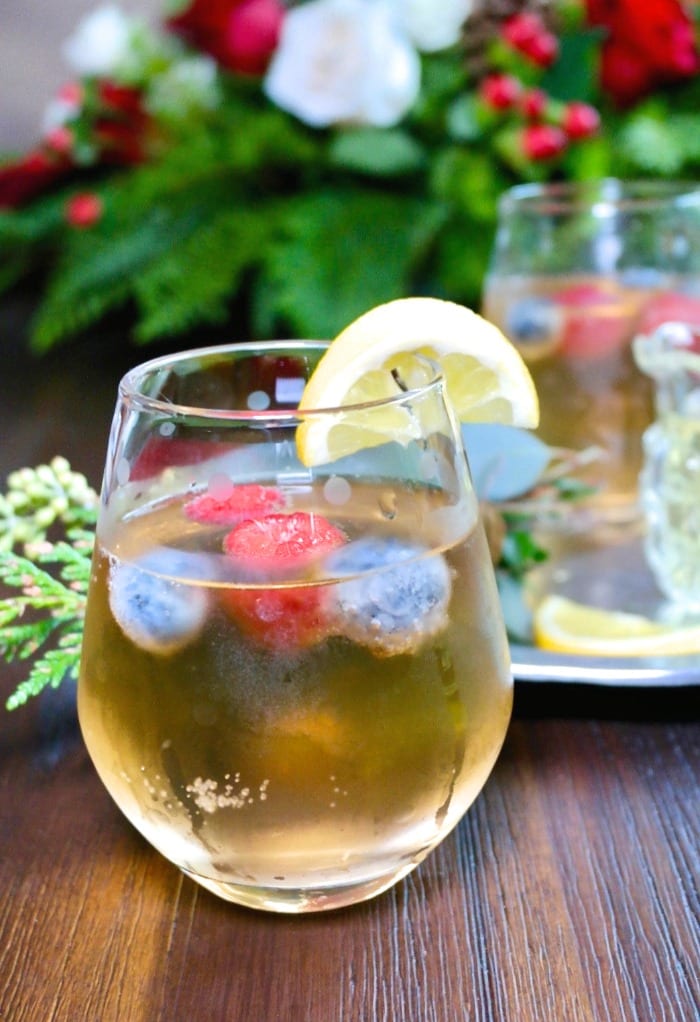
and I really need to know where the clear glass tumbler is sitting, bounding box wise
[78,341,513,913]
[483,179,700,526]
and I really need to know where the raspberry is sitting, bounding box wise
[184,484,284,526]
[129,437,232,481]
[555,283,630,359]
[638,291,700,336]
[221,512,347,649]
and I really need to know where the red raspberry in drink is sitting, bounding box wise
[222,512,347,649]
[185,484,285,526]
[556,283,630,359]
[638,291,700,335]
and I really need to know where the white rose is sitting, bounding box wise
[264,0,421,128]
[62,5,135,77]
[389,0,473,52]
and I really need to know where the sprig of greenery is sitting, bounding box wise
[0,458,98,709]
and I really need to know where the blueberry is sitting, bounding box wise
[506,296,561,346]
[109,548,209,655]
[325,536,452,656]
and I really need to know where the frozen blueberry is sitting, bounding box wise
[505,296,561,347]
[325,536,452,656]
[109,548,209,655]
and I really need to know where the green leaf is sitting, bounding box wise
[542,26,602,103]
[328,128,426,177]
[258,189,446,339]
[132,205,269,341]
[617,111,686,175]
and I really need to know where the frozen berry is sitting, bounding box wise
[505,296,563,359]
[555,282,631,359]
[221,511,347,649]
[109,548,210,655]
[184,484,284,526]
[637,291,700,335]
[129,437,232,481]
[325,536,452,657]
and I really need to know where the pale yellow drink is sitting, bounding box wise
[78,481,512,912]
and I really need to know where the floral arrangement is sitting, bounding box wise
[1,0,699,352]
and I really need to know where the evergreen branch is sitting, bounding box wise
[0,459,97,710]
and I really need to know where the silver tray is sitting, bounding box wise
[510,526,700,687]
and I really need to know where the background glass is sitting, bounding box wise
[78,341,513,913]
[483,179,700,526]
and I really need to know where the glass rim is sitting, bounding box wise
[498,177,700,216]
[118,339,445,422]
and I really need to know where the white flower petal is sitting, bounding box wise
[62,4,134,76]
[264,0,420,128]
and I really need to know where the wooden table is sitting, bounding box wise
[1,297,698,1021]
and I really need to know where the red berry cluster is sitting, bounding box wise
[502,11,559,68]
[477,11,600,162]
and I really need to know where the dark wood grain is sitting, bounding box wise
[1,297,698,1022]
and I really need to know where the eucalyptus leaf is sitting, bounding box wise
[461,424,551,501]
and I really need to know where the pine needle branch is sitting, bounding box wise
[0,458,98,710]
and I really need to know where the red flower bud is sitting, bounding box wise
[522,31,559,68]
[0,151,69,209]
[562,101,601,139]
[522,123,567,161]
[502,12,545,50]
[44,126,74,155]
[66,192,103,228]
[98,82,145,116]
[225,0,284,75]
[168,0,284,76]
[56,81,84,107]
[479,73,521,111]
[503,12,559,67]
[520,88,548,120]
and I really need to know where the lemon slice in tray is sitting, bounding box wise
[295,297,539,466]
[534,595,700,657]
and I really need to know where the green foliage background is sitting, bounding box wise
[2,16,700,351]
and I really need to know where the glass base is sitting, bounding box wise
[180,861,419,913]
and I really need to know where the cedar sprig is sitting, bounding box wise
[0,459,97,709]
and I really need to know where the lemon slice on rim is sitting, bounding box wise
[533,595,700,657]
[296,297,539,466]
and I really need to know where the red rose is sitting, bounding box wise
[0,151,71,209]
[167,0,284,75]
[585,0,699,106]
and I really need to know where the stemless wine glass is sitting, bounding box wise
[78,341,513,913]
[483,179,700,526]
